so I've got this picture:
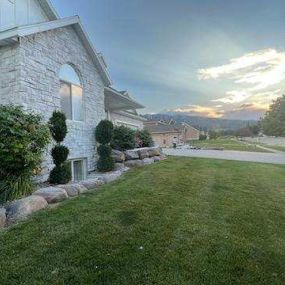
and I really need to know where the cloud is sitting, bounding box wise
[172,105,224,118]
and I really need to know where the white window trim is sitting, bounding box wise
[60,79,85,122]
[69,158,87,182]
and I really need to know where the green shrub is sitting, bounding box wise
[95,120,114,172]
[95,120,114,144]
[49,164,72,185]
[111,126,136,151]
[51,145,69,165]
[199,134,207,141]
[97,145,112,157]
[135,129,153,148]
[97,157,114,172]
[0,105,50,203]
[49,111,71,184]
[49,111,68,143]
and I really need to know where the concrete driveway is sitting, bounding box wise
[163,148,285,165]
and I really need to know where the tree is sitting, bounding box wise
[261,95,285,136]
[95,120,114,172]
[49,111,71,184]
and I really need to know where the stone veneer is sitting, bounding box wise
[0,26,106,181]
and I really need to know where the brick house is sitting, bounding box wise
[0,0,145,181]
[144,121,200,147]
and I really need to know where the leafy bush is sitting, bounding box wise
[135,129,153,148]
[95,120,114,172]
[49,111,71,184]
[49,164,72,185]
[111,126,136,151]
[0,105,50,203]
[51,145,69,165]
[199,134,207,141]
[49,111,68,143]
[95,120,114,144]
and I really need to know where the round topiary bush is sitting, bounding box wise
[97,145,112,157]
[95,120,114,145]
[49,164,72,185]
[49,111,68,143]
[95,120,114,172]
[97,156,114,172]
[49,111,71,184]
[51,145,69,165]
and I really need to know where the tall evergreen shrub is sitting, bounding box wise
[95,120,114,172]
[49,111,71,184]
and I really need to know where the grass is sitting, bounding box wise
[1,157,285,284]
[260,144,285,152]
[191,138,271,152]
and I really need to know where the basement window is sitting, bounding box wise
[68,159,87,182]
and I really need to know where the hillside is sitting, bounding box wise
[143,113,257,131]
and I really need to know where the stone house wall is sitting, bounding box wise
[183,125,200,141]
[0,26,107,181]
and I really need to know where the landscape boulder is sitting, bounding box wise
[114,163,129,172]
[80,178,104,190]
[143,158,155,165]
[33,187,68,204]
[125,160,144,168]
[138,148,150,159]
[111,150,126,163]
[148,147,161,157]
[73,184,89,194]
[124,150,139,160]
[100,171,123,183]
[0,208,6,228]
[58,184,79,197]
[6,196,48,224]
[153,156,162,162]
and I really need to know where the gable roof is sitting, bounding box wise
[144,121,181,134]
[0,16,112,86]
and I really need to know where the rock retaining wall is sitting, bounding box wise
[0,147,166,228]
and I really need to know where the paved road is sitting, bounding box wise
[163,148,285,165]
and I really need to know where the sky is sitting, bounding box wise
[52,0,285,120]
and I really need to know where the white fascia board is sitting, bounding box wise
[105,87,145,109]
[39,0,59,20]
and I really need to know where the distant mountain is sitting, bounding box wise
[143,113,257,131]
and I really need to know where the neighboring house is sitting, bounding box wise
[144,121,200,147]
[0,0,144,181]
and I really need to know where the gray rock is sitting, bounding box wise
[73,184,89,194]
[80,178,104,190]
[138,148,150,159]
[124,150,139,160]
[33,187,68,204]
[148,147,161,157]
[0,208,6,228]
[153,156,162,162]
[114,163,126,171]
[160,154,167,160]
[58,184,79,197]
[6,196,48,224]
[112,150,126,163]
[101,171,123,183]
[143,158,155,165]
[125,160,144,168]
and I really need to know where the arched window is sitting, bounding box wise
[59,64,83,121]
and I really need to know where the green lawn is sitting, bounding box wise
[1,157,285,284]
[191,138,271,152]
[261,144,285,152]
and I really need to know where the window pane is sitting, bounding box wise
[72,85,83,121]
[59,64,81,86]
[73,160,84,181]
[60,82,72,120]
